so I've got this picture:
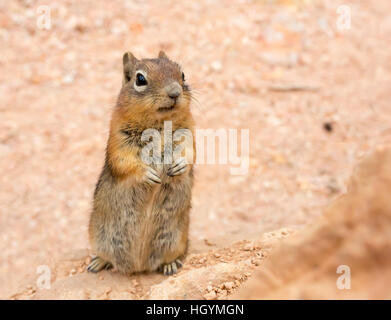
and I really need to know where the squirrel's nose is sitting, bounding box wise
[165,82,182,99]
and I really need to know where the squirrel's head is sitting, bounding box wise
[119,51,191,117]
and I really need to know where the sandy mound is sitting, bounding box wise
[233,148,391,299]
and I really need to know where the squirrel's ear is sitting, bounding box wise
[158,50,168,59]
[122,52,138,85]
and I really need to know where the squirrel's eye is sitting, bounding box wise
[182,72,185,82]
[136,73,147,86]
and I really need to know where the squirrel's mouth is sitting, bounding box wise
[158,102,176,112]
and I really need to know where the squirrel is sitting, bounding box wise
[87,51,195,276]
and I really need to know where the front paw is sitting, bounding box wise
[167,158,187,177]
[144,166,162,185]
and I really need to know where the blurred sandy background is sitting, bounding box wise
[1,0,391,298]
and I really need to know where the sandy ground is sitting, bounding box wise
[1,0,391,299]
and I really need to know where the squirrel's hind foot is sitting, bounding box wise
[158,259,183,276]
[87,256,113,273]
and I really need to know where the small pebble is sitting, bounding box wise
[210,61,222,72]
[252,258,261,266]
[105,287,112,295]
[323,122,333,133]
[220,289,228,296]
[223,282,234,290]
[243,243,253,251]
[204,291,217,300]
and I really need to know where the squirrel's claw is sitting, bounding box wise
[159,259,183,276]
[87,256,113,273]
[167,158,187,176]
[145,167,161,184]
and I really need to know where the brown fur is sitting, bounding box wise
[88,51,195,275]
